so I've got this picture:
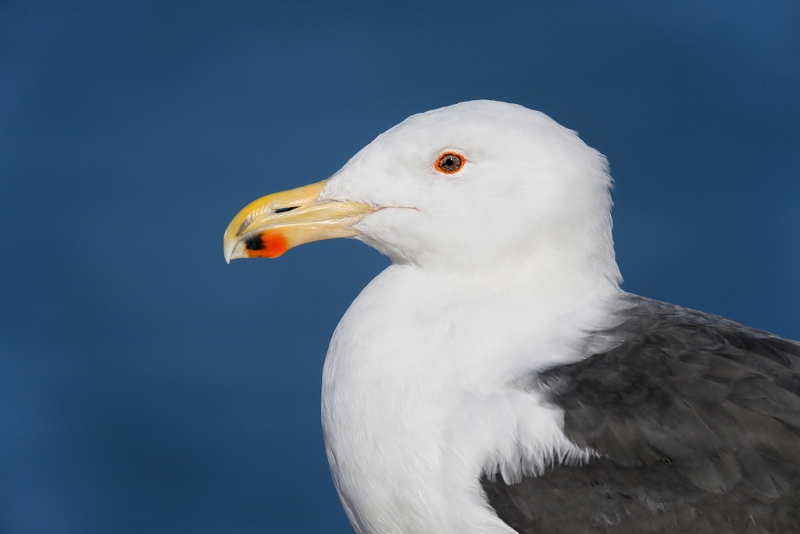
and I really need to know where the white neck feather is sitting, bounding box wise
[321,256,620,534]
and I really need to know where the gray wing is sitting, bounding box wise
[482,295,800,534]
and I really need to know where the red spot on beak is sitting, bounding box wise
[245,231,289,258]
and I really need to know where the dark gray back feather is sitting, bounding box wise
[482,295,800,533]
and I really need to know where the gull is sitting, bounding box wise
[223,100,800,534]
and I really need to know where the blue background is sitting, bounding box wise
[1,1,798,532]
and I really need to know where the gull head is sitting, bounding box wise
[224,100,619,282]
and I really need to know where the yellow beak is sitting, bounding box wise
[223,180,375,262]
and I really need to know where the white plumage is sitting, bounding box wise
[319,101,619,533]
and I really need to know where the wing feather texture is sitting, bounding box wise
[482,296,800,533]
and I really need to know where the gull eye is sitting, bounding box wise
[435,152,465,174]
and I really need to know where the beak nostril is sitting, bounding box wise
[275,206,299,214]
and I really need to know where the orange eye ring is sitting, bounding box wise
[435,152,466,174]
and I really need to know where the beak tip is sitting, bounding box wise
[224,238,252,263]
[223,240,237,264]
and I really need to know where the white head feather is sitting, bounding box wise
[322,100,620,290]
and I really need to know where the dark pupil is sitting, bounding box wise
[441,155,460,171]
